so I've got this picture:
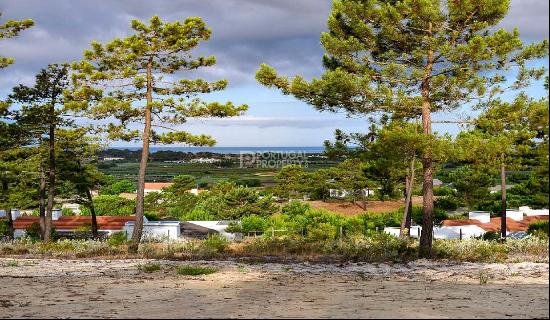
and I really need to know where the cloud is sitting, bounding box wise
[185,115,364,129]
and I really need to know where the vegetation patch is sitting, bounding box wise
[177,265,217,276]
[138,262,161,273]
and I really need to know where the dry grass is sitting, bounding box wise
[307,196,423,215]
[0,235,547,263]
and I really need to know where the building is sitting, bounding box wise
[329,188,377,199]
[144,182,174,194]
[488,184,515,193]
[11,215,136,238]
[384,206,548,240]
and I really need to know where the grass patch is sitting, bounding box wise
[177,265,217,276]
[4,260,18,267]
[138,262,161,273]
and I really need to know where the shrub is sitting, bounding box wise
[527,221,549,238]
[234,178,261,187]
[0,220,10,237]
[138,262,161,273]
[433,239,508,263]
[199,234,228,256]
[108,231,128,247]
[25,222,42,241]
[433,186,455,196]
[61,208,74,216]
[434,196,462,211]
[281,201,310,216]
[177,265,217,276]
[306,223,338,241]
[482,231,500,241]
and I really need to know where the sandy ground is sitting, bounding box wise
[0,258,548,319]
[308,196,424,215]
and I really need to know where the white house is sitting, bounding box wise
[329,188,377,199]
[123,219,181,241]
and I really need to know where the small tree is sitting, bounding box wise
[69,16,247,252]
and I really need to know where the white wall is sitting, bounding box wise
[123,221,181,241]
[469,211,491,223]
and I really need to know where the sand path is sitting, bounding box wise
[0,258,548,318]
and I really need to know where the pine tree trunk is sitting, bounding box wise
[39,164,46,238]
[500,152,507,240]
[44,120,56,242]
[86,188,98,239]
[2,181,14,240]
[400,157,415,237]
[129,58,153,253]
[419,22,434,258]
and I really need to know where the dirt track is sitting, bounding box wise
[0,258,548,318]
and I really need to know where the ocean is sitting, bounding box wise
[110,146,326,154]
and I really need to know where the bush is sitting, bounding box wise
[108,231,128,247]
[281,201,310,216]
[138,262,161,273]
[0,220,10,237]
[482,231,500,241]
[433,186,455,196]
[434,196,462,211]
[527,221,549,238]
[199,234,228,256]
[234,178,261,187]
[61,208,74,216]
[25,222,43,241]
[177,265,217,276]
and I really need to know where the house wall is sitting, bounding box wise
[123,221,181,240]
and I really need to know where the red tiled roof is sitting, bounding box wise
[144,183,173,190]
[442,215,548,232]
[12,216,135,231]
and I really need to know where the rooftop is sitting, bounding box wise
[12,216,136,231]
[442,215,548,232]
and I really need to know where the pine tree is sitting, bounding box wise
[457,92,547,239]
[0,12,33,70]
[256,0,548,256]
[69,16,247,252]
[8,64,70,242]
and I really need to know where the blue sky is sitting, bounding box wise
[0,0,548,147]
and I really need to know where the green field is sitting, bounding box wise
[99,160,338,184]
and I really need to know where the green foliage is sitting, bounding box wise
[482,231,500,241]
[234,178,261,187]
[528,221,549,238]
[108,231,128,247]
[167,175,196,193]
[80,195,134,216]
[281,201,310,216]
[434,196,463,211]
[177,265,217,276]
[0,220,10,237]
[101,179,136,195]
[69,15,248,146]
[0,13,34,69]
[200,234,228,254]
[448,165,495,209]
[434,186,455,197]
[138,262,161,273]
[25,222,42,241]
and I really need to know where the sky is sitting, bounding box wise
[0,0,548,147]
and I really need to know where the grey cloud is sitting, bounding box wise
[0,0,547,94]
